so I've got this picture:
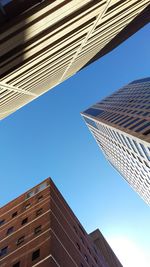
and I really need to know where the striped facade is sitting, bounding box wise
[81,78,150,205]
[0,0,150,119]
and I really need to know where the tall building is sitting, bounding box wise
[81,77,150,205]
[0,178,122,267]
[0,0,150,119]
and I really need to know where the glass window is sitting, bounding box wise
[36,208,43,217]
[124,118,139,128]
[26,191,34,199]
[21,217,28,226]
[7,227,14,235]
[84,108,104,117]
[136,121,150,132]
[17,236,25,246]
[37,195,43,202]
[84,117,98,129]
[129,120,146,130]
[32,249,40,261]
[143,128,150,136]
[38,182,47,192]
[34,225,42,235]
[0,246,8,257]
[12,211,17,218]
[25,203,31,210]
[0,219,5,226]
[140,144,150,161]
[132,140,144,158]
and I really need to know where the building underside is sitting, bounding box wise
[0,0,150,119]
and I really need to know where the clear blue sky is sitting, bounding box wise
[0,24,150,267]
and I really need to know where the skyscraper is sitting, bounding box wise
[0,0,150,119]
[81,78,150,205]
[0,178,122,267]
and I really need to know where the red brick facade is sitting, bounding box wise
[0,178,122,267]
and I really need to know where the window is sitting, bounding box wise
[143,128,150,136]
[13,262,20,267]
[26,190,34,199]
[17,236,25,246]
[84,108,104,117]
[32,249,40,261]
[84,117,98,129]
[36,208,43,217]
[34,225,42,235]
[0,220,5,226]
[135,121,150,132]
[37,195,43,202]
[21,217,28,225]
[0,246,8,257]
[25,203,31,210]
[12,211,17,218]
[38,182,47,192]
[140,144,150,161]
[7,226,14,235]
[76,243,81,251]
[73,225,78,234]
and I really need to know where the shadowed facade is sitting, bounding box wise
[0,0,150,119]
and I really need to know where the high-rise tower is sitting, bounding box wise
[81,78,150,205]
[0,0,150,119]
[0,178,122,267]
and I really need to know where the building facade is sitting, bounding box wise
[90,229,122,267]
[0,178,122,267]
[81,78,150,205]
[0,0,150,119]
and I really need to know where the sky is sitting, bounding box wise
[0,23,150,267]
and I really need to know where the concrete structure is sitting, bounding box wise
[0,0,150,119]
[81,78,150,205]
[0,178,122,267]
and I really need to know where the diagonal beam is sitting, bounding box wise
[59,0,112,82]
[0,82,37,97]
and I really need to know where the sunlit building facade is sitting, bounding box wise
[0,0,150,119]
[0,178,122,267]
[81,78,150,205]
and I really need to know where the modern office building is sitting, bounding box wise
[81,77,150,205]
[0,178,122,267]
[0,0,150,119]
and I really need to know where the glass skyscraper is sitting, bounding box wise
[81,78,150,205]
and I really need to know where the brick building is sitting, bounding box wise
[0,178,122,267]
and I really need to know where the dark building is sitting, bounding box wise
[0,0,150,119]
[0,178,122,267]
[90,229,122,267]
